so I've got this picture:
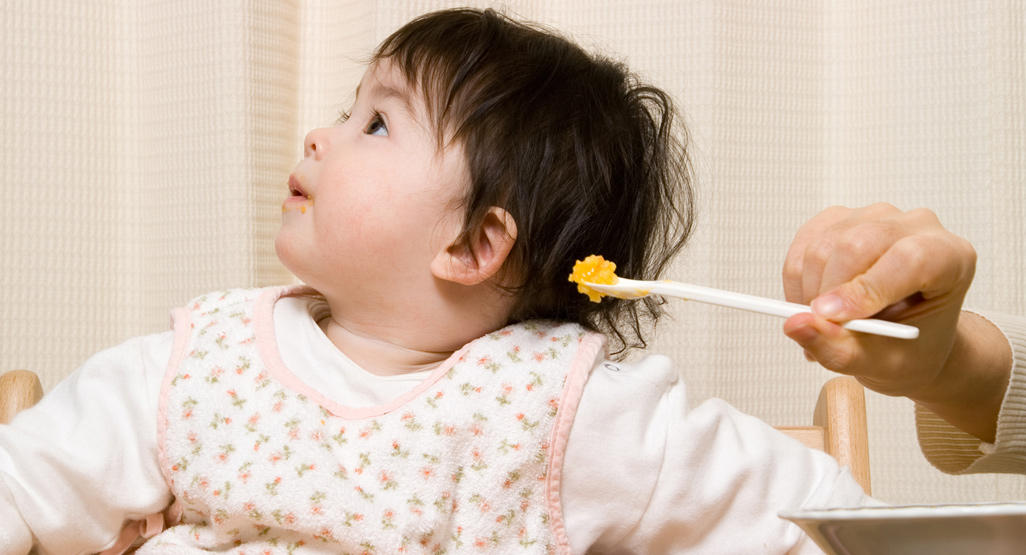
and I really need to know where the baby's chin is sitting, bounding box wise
[273,232,356,293]
[273,231,306,281]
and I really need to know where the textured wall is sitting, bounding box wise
[2,0,297,390]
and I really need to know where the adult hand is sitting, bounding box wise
[782,203,1008,442]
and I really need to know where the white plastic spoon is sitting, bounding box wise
[582,277,919,340]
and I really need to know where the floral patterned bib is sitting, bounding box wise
[144,287,604,554]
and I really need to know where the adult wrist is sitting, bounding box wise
[912,311,1011,443]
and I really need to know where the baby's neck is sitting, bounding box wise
[318,315,453,376]
[308,275,516,376]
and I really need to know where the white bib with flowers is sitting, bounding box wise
[143,286,604,554]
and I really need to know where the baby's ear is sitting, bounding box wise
[431,207,517,286]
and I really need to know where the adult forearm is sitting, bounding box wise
[913,311,1012,444]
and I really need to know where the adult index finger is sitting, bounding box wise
[782,206,852,303]
[811,233,970,322]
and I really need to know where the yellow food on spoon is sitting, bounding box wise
[568,255,618,303]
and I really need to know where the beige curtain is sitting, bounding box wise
[3,0,1024,504]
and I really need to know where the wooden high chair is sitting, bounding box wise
[0,370,43,425]
[0,370,870,494]
[777,375,871,495]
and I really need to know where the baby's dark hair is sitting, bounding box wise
[375,8,694,356]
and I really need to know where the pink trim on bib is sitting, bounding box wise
[253,286,470,419]
[97,511,169,555]
[545,332,606,554]
[156,306,193,491]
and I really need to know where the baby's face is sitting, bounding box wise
[275,59,469,301]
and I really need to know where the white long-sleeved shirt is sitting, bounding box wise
[0,295,873,554]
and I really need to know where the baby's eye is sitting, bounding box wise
[365,113,388,137]
[336,110,350,124]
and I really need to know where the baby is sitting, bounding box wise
[0,8,873,554]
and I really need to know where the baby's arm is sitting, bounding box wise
[562,355,875,553]
[0,333,173,554]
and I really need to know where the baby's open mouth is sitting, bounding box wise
[282,174,314,214]
[288,175,309,198]
[287,175,309,199]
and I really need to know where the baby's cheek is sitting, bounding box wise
[313,210,373,256]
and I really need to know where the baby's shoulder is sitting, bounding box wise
[592,353,677,388]
[180,285,298,315]
[579,353,683,416]
[182,287,260,311]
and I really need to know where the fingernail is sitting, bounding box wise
[812,294,843,319]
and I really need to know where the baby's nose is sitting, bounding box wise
[303,128,331,160]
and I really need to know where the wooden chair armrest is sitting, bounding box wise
[0,370,44,424]
[814,376,871,495]
[777,376,871,495]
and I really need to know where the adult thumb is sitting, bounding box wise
[811,275,894,322]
